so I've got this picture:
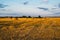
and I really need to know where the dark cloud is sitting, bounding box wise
[54,12,60,14]
[49,12,60,16]
[0,4,8,8]
[23,1,28,5]
[58,3,60,8]
[37,7,48,11]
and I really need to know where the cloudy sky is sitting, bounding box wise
[0,0,60,17]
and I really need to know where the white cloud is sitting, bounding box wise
[0,3,52,16]
[43,0,48,2]
[0,2,60,17]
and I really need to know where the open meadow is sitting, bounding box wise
[0,18,60,40]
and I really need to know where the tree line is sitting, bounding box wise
[0,15,42,18]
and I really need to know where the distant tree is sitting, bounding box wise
[22,16,27,18]
[28,16,31,18]
[10,16,13,19]
[16,17,18,20]
[38,15,41,18]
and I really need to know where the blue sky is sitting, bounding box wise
[0,0,60,17]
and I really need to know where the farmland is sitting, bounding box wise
[0,18,60,40]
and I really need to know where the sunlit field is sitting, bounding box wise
[0,18,60,40]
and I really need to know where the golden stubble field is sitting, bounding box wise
[0,18,60,40]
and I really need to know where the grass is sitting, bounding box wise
[0,18,60,40]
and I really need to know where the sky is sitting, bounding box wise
[0,0,60,17]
